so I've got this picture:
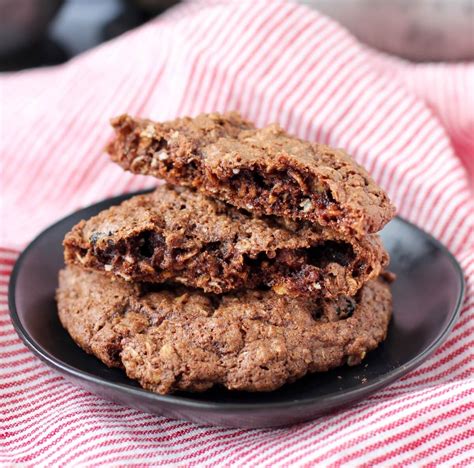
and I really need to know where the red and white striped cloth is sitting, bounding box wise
[1,0,473,465]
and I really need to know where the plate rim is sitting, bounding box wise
[8,191,466,413]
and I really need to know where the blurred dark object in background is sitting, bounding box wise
[0,0,179,72]
[0,0,66,69]
[0,0,63,57]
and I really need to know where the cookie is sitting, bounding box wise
[107,112,395,236]
[57,266,392,394]
[64,185,388,298]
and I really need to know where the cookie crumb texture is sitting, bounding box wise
[64,185,388,299]
[57,267,392,394]
[107,112,395,236]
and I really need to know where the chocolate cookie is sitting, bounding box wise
[64,185,388,298]
[107,112,395,236]
[57,266,392,394]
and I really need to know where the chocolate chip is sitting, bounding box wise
[308,241,355,268]
[137,231,164,259]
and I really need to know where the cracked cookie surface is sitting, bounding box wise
[57,266,392,394]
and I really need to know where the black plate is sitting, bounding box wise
[8,191,465,428]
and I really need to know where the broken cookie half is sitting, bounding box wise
[64,185,388,299]
[107,112,395,237]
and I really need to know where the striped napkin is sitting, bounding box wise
[1,0,473,465]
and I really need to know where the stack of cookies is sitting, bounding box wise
[57,112,396,395]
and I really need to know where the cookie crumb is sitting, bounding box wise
[299,199,313,213]
[140,124,156,138]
